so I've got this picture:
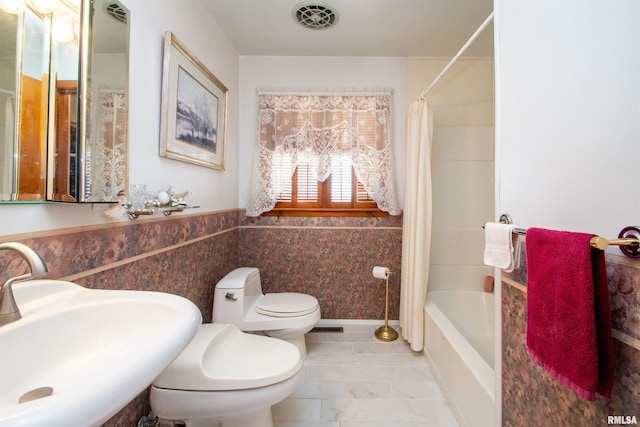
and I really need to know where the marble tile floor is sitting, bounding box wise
[272,324,460,427]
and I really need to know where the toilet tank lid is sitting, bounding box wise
[215,267,259,289]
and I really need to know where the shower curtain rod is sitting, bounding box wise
[418,11,494,100]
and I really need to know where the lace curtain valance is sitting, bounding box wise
[246,90,400,216]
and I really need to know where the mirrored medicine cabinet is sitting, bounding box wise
[0,0,129,203]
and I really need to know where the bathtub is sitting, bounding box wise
[424,290,495,427]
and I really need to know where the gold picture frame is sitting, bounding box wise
[160,31,227,170]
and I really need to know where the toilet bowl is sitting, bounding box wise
[213,267,320,358]
[151,323,302,427]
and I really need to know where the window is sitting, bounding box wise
[270,156,379,216]
[246,90,400,217]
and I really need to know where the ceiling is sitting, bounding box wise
[200,0,494,58]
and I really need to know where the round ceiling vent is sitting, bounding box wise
[293,2,339,30]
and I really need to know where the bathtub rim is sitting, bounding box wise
[424,290,495,401]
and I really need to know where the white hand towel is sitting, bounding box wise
[484,222,517,272]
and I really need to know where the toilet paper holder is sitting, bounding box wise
[373,266,398,342]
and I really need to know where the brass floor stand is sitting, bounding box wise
[375,271,398,342]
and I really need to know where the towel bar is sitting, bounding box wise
[486,216,640,258]
[589,236,639,251]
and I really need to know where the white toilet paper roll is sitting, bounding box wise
[372,266,390,279]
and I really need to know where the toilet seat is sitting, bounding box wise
[256,293,319,318]
[153,323,302,392]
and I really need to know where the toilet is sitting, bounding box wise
[213,267,320,358]
[150,323,302,427]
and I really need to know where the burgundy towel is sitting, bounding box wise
[525,228,614,401]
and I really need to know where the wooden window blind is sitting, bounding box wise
[273,156,382,216]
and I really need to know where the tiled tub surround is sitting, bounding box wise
[502,245,640,426]
[0,210,403,425]
[239,214,403,320]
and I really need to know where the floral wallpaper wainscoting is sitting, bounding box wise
[238,214,403,320]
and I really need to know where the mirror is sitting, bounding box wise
[80,0,128,202]
[0,5,54,201]
[0,0,129,203]
[49,0,81,202]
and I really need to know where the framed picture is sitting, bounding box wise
[160,32,227,170]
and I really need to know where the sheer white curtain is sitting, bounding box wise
[400,98,433,351]
[246,89,400,216]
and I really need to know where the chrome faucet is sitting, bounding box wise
[0,242,48,326]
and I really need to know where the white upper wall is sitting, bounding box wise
[237,56,407,208]
[0,0,240,236]
[126,0,239,211]
[407,59,495,127]
[495,0,640,245]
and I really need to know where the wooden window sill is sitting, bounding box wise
[262,208,389,218]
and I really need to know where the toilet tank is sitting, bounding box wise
[212,267,263,324]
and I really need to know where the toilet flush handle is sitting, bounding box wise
[225,292,238,300]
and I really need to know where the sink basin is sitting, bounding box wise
[0,279,202,427]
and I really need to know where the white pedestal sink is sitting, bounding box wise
[0,279,202,427]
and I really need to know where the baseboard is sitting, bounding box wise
[316,319,400,327]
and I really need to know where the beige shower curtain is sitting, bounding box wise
[400,98,433,351]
